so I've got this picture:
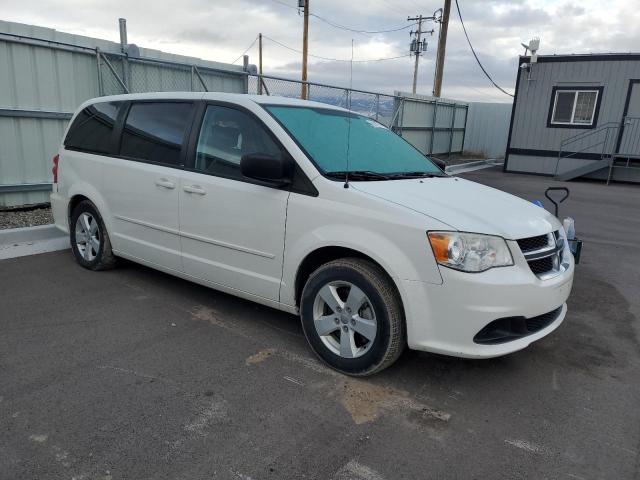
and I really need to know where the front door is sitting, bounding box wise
[179,104,289,301]
[618,80,640,158]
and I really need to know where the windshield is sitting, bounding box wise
[264,105,443,179]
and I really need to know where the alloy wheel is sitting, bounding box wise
[312,281,377,358]
[75,212,100,262]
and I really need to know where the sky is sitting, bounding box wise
[1,0,639,102]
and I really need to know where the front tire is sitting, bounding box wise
[300,258,405,376]
[70,200,116,271]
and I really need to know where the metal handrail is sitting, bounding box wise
[559,122,620,149]
[555,123,620,177]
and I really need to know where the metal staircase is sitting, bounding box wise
[555,118,640,184]
[554,122,619,181]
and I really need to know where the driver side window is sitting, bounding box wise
[194,105,282,180]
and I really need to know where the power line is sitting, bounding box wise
[266,0,298,10]
[262,35,410,63]
[231,36,258,64]
[310,14,417,34]
[454,0,514,97]
[378,0,407,16]
[266,0,416,35]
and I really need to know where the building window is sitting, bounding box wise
[549,88,600,127]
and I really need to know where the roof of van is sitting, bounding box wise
[84,92,347,111]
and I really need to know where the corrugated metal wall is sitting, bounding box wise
[393,92,468,156]
[507,56,640,175]
[463,102,512,158]
[0,20,246,207]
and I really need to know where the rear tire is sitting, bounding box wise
[300,258,405,376]
[70,200,117,271]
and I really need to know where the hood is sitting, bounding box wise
[352,177,560,239]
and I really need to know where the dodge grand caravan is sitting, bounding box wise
[51,92,574,376]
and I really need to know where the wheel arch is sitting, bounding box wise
[66,184,114,244]
[294,246,405,315]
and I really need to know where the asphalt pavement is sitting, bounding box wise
[1,167,639,479]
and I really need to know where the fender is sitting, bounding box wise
[280,223,444,308]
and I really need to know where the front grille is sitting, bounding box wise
[517,234,549,253]
[473,306,563,344]
[525,307,563,331]
[517,231,565,278]
[528,256,554,275]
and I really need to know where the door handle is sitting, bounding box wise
[155,178,175,189]
[183,185,206,195]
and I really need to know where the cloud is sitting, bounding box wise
[0,0,637,102]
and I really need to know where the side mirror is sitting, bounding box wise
[240,153,292,186]
[430,157,447,171]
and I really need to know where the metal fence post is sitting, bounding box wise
[101,53,129,93]
[448,105,456,157]
[399,97,406,136]
[96,49,104,96]
[429,100,438,155]
[118,18,130,91]
[193,66,209,92]
[375,94,380,121]
[242,55,249,94]
[460,105,468,154]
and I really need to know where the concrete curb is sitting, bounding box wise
[446,160,504,175]
[0,224,69,260]
[0,224,64,246]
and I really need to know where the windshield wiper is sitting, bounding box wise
[386,171,446,179]
[325,170,392,181]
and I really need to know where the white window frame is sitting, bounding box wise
[550,89,599,126]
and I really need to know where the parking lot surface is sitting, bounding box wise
[1,167,639,479]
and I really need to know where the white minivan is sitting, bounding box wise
[51,92,574,375]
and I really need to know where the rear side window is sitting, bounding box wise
[64,102,120,154]
[120,102,193,166]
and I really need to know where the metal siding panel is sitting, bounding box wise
[451,131,464,152]
[0,20,246,206]
[463,102,511,158]
[402,130,427,154]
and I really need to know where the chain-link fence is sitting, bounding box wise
[248,74,398,126]
[248,74,468,156]
[97,57,467,156]
[97,52,246,96]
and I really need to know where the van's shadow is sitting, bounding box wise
[111,257,627,394]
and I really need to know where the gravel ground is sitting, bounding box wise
[0,206,54,230]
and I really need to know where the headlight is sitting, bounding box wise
[427,231,514,273]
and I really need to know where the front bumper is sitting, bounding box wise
[401,250,574,358]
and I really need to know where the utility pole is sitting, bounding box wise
[301,0,310,99]
[433,0,451,97]
[258,33,263,95]
[408,15,425,95]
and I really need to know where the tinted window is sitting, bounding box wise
[120,102,193,166]
[64,102,120,154]
[194,105,282,180]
